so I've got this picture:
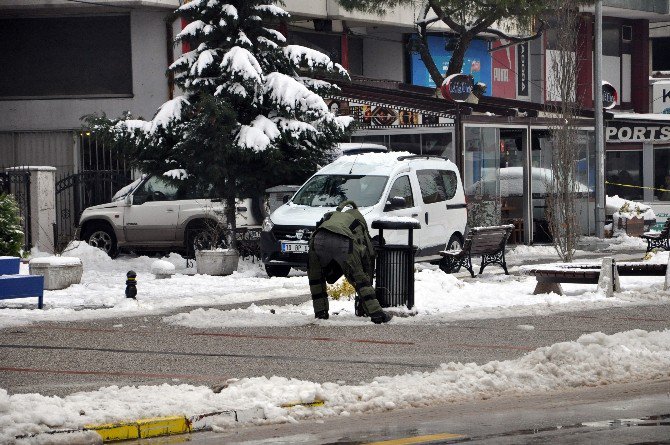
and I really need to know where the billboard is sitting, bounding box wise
[410,36,492,95]
[652,81,670,114]
[490,40,516,99]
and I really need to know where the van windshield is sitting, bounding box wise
[292,175,388,207]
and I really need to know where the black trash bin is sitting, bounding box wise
[371,219,421,309]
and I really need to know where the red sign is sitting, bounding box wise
[491,40,516,99]
[440,74,473,102]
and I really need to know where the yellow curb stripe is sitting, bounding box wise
[85,416,191,442]
[365,432,467,445]
[281,400,325,408]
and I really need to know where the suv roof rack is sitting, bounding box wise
[343,147,388,155]
[397,155,447,161]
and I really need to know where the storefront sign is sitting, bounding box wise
[652,81,670,114]
[410,36,491,93]
[491,41,516,99]
[326,99,453,128]
[440,74,473,102]
[516,42,529,98]
[602,81,617,109]
[606,122,670,142]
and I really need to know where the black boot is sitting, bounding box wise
[315,310,329,320]
[370,311,393,324]
[354,297,365,317]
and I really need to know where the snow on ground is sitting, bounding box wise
[0,242,306,329]
[0,239,666,331]
[3,328,670,443]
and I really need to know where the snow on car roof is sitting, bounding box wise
[319,151,455,176]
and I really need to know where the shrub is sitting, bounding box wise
[327,277,356,300]
[0,193,24,256]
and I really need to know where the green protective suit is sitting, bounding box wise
[307,200,383,317]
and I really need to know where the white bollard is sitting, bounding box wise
[597,257,617,298]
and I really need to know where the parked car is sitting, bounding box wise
[260,151,468,277]
[77,175,264,258]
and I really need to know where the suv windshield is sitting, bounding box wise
[292,175,388,207]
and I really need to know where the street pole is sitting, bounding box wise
[594,0,605,238]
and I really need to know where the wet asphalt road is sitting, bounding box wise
[2,297,670,397]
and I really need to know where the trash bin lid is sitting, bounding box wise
[371,217,421,230]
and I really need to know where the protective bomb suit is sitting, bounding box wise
[307,201,392,324]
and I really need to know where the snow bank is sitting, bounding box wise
[3,328,670,442]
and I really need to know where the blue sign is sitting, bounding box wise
[410,36,492,95]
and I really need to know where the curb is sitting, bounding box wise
[16,401,325,443]
[16,407,265,443]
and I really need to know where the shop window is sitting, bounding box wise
[605,150,643,200]
[422,132,453,158]
[0,16,132,98]
[654,147,670,201]
[389,134,421,154]
[386,175,414,208]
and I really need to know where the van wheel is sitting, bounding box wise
[439,234,463,273]
[265,264,291,277]
[82,223,119,259]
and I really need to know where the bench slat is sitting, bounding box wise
[0,275,44,309]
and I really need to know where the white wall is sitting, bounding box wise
[0,10,171,132]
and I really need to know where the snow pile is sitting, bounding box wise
[151,260,175,275]
[607,195,656,221]
[3,329,669,442]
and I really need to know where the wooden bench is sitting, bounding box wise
[439,224,514,277]
[0,274,45,309]
[641,219,670,253]
[524,260,668,296]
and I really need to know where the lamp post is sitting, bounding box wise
[595,0,605,238]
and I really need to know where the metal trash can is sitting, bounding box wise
[371,219,420,309]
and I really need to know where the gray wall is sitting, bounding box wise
[0,9,171,132]
[363,32,405,82]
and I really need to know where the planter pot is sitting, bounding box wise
[29,257,83,290]
[195,249,239,276]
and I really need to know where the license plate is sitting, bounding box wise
[281,241,309,253]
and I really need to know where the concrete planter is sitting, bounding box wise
[29,257,83,290]
[195,249,238,276]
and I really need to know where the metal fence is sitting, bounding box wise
[0,166,32,251]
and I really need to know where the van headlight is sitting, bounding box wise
[262,217,274,232]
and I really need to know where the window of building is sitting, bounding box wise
[652,38,670,71]
[386,175,414,208]
[0,15,132,98]
[605,150,643,200]
[654,147,670,201]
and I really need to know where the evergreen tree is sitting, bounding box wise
[87,0,352,248]
[0,194,24,257]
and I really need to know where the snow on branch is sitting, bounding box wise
[264,28,286,44]
[283,45,348,76]
[176,20,206,41]
[169,50,197,71]
[147,96,190,134]
[236,115,280,152]
[221,4,239,20]
[220,46,264,84]
[191,49,218,76]
[177,0,203,12]
[254,4,289,18]
[263,72,329,117]
[163,169,189,180]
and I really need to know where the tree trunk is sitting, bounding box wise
[446,33,473,76]
[417,39,445,88]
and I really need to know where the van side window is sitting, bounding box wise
[387,175,414,208]
[417,169,447,204]
[440,170,458,200]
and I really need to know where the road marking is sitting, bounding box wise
[366,432,466,444]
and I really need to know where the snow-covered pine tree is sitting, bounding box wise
[0,194,24,256]
[89,0,352,249]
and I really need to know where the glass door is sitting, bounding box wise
[463,126,501,227]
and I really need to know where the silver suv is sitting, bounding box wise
[77,175,263,257]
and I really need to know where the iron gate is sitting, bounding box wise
[55,170,131,248]
[0,168,32,251]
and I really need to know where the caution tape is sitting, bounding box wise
[605,181,670,193]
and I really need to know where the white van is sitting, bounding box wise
[260,151,467,277]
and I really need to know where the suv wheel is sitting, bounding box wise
[265,264,291,277]
[82,223,119,258]
[439,234,463,273]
